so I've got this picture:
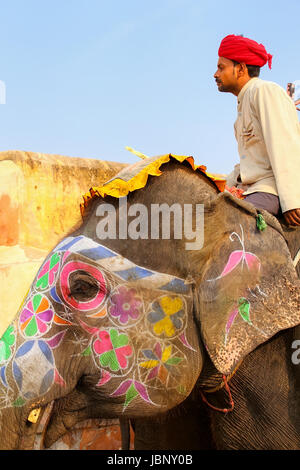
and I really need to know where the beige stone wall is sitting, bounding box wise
[0,151,127,335]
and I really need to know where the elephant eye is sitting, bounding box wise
[68,270,102,301]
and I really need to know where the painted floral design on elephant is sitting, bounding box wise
[206,224,261,283]
[35,252,62,291]
[19,294,55,338]
[147,295,186,338]
[94,329,133,372]
[224,296,268,346]
[79,320,135,376]
[110,377,155,411]
[203,224,268,346]
[139,341,183,385]
[0,325,16,366]
[108,285,143,325]
[18,291,72,339]
[12,331,66,405]
[0,324,16,390]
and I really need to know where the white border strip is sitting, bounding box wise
[293,248,300,268]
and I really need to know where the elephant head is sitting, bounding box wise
[0,156,299,449]
[0,233,203,449]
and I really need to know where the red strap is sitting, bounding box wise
[200,375,234,413]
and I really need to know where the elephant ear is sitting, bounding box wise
[198,219,300,375]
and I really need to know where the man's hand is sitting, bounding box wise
[283,208,300,226]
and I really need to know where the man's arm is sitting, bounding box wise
[254,83,300,226]
[225,163,240,187]
[284,91,300,225]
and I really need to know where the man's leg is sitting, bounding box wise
[244,192,280,216]
[245,191,300,275]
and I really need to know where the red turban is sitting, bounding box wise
[218,34,273,69]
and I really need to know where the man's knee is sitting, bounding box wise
[244,192,280,216]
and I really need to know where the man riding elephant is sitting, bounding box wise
[214,34,300,226]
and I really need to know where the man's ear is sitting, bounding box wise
[238,62,248,78]
[196,196,300,375]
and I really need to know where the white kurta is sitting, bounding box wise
[226,77,300,213]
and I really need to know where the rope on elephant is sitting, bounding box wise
[200,375,234,413]
[201,360,242,394]
[199,359,245,413]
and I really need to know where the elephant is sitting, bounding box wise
[0,155,299,450]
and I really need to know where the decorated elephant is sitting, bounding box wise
[0,154,299,450]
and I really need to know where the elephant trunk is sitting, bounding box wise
[0,401,55,450]
[0,406,34,449]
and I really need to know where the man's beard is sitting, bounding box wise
[216,81,231,92]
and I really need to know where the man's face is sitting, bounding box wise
[214,57,239,93]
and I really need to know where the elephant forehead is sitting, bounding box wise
[13,340,54,398]
[54,235,190,292]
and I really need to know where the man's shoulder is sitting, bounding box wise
[248,78,287,97]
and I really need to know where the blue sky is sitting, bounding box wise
[0,0,299,175]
